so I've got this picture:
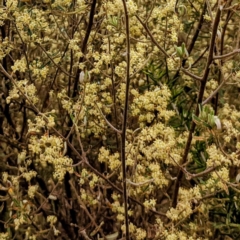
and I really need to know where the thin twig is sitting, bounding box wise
[213,49,240,60]
[95,103,122,134]
[191,46,209,67]
[121,0,131,238]
[144,0,156,23]
[135,14,170,58]
[202,73,231,105]
[36,43,75,78]
[80,229,92,240]
[84,161,166,217]
[130,54,153,79]
[66,89,85,140]
[32,182,60,215]
[169,153,217,180]
[181,67,202,81]
[206,0,214,21]
[69,180,106,239]
[126,178,154,186]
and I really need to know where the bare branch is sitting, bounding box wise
[202,73,231,105]
[213,49,240,60]
[95,103,122,134]
[135,15,170,58]
[121,0,131,238]
[172,5,222,208]
[181,67,202,82]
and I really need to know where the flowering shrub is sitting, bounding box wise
[1,0,240,239]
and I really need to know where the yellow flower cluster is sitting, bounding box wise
[98,147,121,171]
[51,0,72,9]
[167,57,180,71]
[0,37,14,60]
[58,90,73,114]
[61,82,113,138]
[206,144,231,167]
[203,79,219,99]
[0,232,9,240]
[143,198,156,210]
[28,185,38,199]
[27,116,46,134]
[22,170,37,182]
[2,172,8,183]
[28,134,73,181]
[220,103,240,129]
[203,167,229,193]
[80,188,98,206]
[102,0,123,16]
[137,123,180,163]
[31,60,49,80]
[47,215,57,226]
[6,79,39,105]
[6,0,18,11]
[166,186,202,223]
[167,197,193,221]
[121,222,147,239]
[131,85,175,127]
[79,168,99,189]
[47,215,61,236]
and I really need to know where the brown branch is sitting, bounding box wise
[69,179,106,239]
[169,153,217,180]
[191,46,209,67]
[84,161,166,217]
[36,43,75,78]
[13,22,33,83]
[181,67,202,82]
[173,3,206,84]
[135,15,170,58]
[202,72,231,105]
[187,2,207,55]
[72,0,97,98]
[213,49,240,60]
[121,0,131,238]
[95,103,122,134]
[172,5,222,208]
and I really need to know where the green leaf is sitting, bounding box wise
[175,45,183,58]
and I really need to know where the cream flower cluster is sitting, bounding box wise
[61,81,115,138]
[28,134,73,181]
[0,37,14,60]
[28,185,38,199]
[203,79,219,99]
[30,60,49,80]
[203,167,229,193]
[6,79,39,105]
[131,85,175,127]
[79,169,99,189]
[206,144,231,167]
[80,188,98,206]
[98,147,121,171]
[165,186,202,230]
